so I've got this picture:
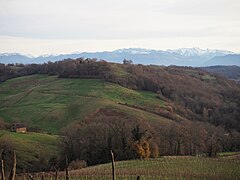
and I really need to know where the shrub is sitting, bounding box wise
[69,159,87,170]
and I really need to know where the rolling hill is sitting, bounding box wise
[0,75,169,134]
[0,74,188,171]
[1,60,240,133]
[0,60,240,172]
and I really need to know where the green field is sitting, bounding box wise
[0,131,60,171]
[30,156,240,180]
[0,75,167,134]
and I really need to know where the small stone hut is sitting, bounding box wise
[11,123,27,133]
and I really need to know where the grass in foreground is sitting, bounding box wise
[30,156,240,180]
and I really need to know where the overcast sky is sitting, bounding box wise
[0,0,239,55]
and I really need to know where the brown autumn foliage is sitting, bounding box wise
[58,107,240,167]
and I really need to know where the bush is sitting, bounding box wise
[69,159,87,170]
[131,140,151,159]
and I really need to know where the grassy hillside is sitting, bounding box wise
[0,131,60,171]
[0,74,168,134]
[2,60,240,132]
[37,156,240,179]
[0,67,239,174]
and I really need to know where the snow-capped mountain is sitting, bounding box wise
[0,48,238,67]
[113,48,155,55]
[0,53,35,58]
[167,48,233,58]
[0,53,33,64]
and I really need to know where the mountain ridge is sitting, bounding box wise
[1,48,238,66]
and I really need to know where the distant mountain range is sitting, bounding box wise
[0,48,239,67]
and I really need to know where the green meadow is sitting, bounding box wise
[0,75,165,134]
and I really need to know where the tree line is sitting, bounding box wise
[59,108,240,167]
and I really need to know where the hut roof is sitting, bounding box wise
[13,123,26,128]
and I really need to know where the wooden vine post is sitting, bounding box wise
[1,158,5,180]
[1,149,5,180]
[9,150,17,180]
[41,173,44,180]
[55,169,58,180]
[110,150,116,180]
[65,155,69,180]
